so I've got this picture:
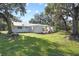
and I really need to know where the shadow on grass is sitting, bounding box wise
[0,33,79,56]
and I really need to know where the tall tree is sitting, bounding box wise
[0,3,26,34]
[45,3,70,31]
[45,3,79,39]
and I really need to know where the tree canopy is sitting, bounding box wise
[45,3,79,39]
[0,3,27,34]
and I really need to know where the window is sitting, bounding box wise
[25,26,31,28]
[17,26,22,29]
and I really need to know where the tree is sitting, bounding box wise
[0,3,26,34]
[29,13,42,24]
[45,3,70,31]
[11,16,22,22]
[29,12,54,26]
[45,3,79,39]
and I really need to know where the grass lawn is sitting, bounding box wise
[0,31,79,56]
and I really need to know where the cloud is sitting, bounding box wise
[27,10,31,13]
[35,10,39,14]
[44,4,47,7]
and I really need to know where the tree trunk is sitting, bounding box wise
[5,10,13,34]
[72,6,78,35]
[59,15,68,31]
[62,16,68,31]
[5,18,12,34]
[72,16,78,35]
[71,4,79,39]
[0,13,12,34]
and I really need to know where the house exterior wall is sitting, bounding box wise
[12,24,54,33]
[22,26,32,32]
[33,26,43,33]
[12,26,32,33]
[12,26,23,32]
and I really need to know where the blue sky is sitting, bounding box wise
[13,3,47,23]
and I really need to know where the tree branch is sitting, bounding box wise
[60,7,73,17]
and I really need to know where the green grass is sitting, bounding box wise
[0,31,79,56]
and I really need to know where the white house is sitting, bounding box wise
[12,21,53,33]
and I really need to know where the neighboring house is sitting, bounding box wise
[12,21,53,33]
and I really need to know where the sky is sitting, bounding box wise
[13,3,47,23]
